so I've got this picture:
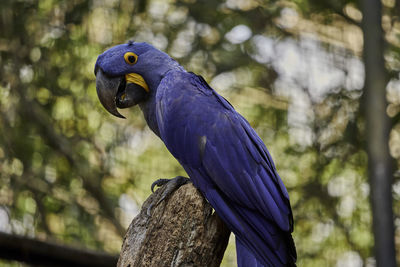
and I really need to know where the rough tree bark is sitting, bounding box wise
[117,183,231,267]
[361,0,397,266]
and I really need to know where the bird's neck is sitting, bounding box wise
[139,95,160,137]
[139,63,185,137]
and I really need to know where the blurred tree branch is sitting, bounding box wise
[0,231,118,267]
[13,82,125,236]
[361,0,397,266]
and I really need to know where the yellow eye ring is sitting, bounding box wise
[124,52,138,65]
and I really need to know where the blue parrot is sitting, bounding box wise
[94,41,297,267]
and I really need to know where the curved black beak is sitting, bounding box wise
[95,68,125,119]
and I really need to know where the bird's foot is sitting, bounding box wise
[147,176,191,216]
[152,176,190,202]
[151,176,189,192]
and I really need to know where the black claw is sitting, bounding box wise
[147,177,191,216]
[156,176,190,205]
[151,178,172,193]
[151,176,190,193]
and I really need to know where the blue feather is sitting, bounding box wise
[96,42,296,266]
[156,71,296,266]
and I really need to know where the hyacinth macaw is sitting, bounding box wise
[94,41,297,267]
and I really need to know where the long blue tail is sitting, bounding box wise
[236,238,266,267]
[236,237,296,267]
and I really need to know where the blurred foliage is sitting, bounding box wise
[0,0,400,266]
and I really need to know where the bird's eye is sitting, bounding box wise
[124,52,138,65]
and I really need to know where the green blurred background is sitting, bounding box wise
[0,0,399,266]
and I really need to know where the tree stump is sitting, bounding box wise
[117,183,231,267]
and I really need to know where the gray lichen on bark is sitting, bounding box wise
[117,183,231,267]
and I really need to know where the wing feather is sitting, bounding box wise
[156,71,296,266]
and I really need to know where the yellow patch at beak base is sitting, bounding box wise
[125,73,149,93]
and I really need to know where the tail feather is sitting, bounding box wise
[236,238,267,267]
[285,232,297,266]
[236,237,297,267]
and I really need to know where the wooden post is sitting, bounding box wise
[117,183,231,267]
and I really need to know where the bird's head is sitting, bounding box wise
[94,41,178,118]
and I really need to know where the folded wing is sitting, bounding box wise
[156,71,296,266]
